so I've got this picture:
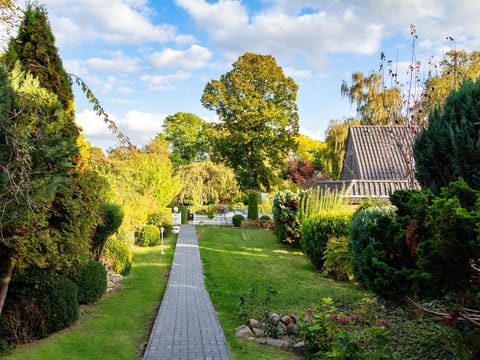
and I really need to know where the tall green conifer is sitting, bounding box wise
[4,3,74,115]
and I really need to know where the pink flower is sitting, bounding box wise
[378,319,391,329]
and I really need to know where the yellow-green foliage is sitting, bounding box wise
[299,186,349,222]
[322,236,353,281]
[300,209,355,270]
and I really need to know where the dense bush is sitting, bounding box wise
[322,236,353,281]
[138,224,160,246]
[247,192,260,220]
[300,210,354,270]
[91,203,123,260]
[349,205,397,286]
[69,259,107,304]
[1,271,79,343]
[414,79,480,193]
[260,214,271,221]
[232,214,244,227]
[103,235,133,275]
[147,211,174,237]
[299,297,392,359]
[351,179,480,302]
[272,190,303,245]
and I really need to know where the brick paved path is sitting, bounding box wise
[143,224,232,360]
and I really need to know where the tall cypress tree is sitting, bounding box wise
[4,3,74,114]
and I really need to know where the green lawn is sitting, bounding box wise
[197,226,371,360]
[3,237,176,360]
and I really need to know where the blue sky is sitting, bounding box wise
[26,0,480,150]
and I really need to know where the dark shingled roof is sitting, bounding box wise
[312,125,422,202]
[341,125,420,181]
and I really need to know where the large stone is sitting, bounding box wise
[277,321,287,336]
[267,312,280,323]
[235,325,255,338]
[246,318,260,329]
[287,323,299,335]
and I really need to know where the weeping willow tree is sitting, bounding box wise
[175,161,239,210]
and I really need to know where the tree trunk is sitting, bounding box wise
[0,257,16,317]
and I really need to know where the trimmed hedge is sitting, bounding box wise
[247,192,260,220]
[103,235,133,275]
[91,203,123,260]
[232,214,244,227]
[69,259,107,304]
[1,271,79,343]
[300,209,354,270]
[138,224,160,246]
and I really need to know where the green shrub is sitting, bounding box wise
[322,236,353,281]
[103,235,133,275]
[1,271,79,343]
[349,205,397,285]
[272,190,303,245]
[69,259,107,304]
[91,203,123,260]
[247,192,260,220]
[232,214,244,227]
[179,205,188,224]
[300,209,354,270]
[138,224,160,246]
[299,297,392,359]
[147,210,174,226]
[260,214,271,221]
[351,179,480,303]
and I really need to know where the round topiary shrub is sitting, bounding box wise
[138,224,160,246]
[69,259,107,304]
[260,214,271,221]
[2,271,79,340]
[232,214,244,227]
[103,235,133,275]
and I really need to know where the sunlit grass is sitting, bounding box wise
[4,236,176,360]
[197,226,371,360]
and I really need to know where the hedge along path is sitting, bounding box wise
[4,241,175,360]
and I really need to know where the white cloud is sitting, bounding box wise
[141,71,191,90]
[48,0,195,46]
[176,0,383,72]
[77,109,166,149]
[76,109,114,137]
[283,67,313,79]
[86,55,140,73]
[149,45,213,69]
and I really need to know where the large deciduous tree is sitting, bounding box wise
[414,79,480,193]
[417,50,480,124]
[163,112,211,167]
[341,71,404,125]
[201,52,299,191]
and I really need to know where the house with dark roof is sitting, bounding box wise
[313,125,422,203]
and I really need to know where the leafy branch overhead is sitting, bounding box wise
[69,74,131,147]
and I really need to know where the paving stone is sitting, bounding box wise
[143,225,232,360]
